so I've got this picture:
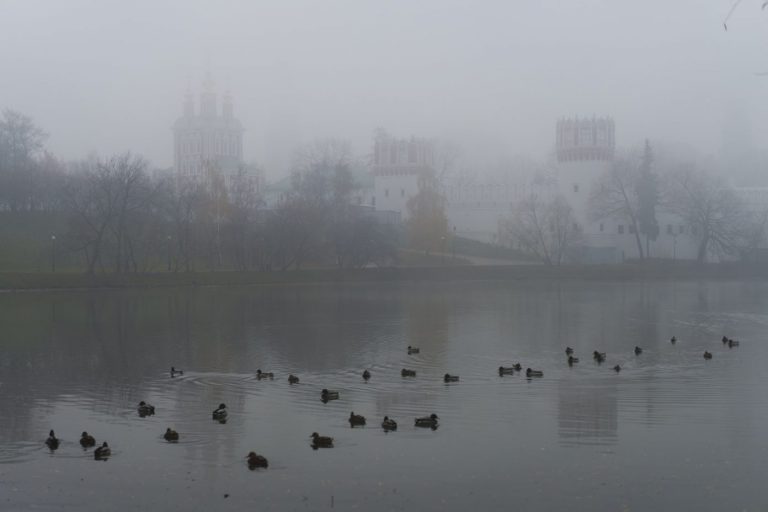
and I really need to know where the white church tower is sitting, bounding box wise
[173,74,245,181]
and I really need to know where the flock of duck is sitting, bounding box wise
[560,334,739,373]
[43,337,740,469]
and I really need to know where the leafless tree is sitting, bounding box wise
[740,207,768,261]
[589,158,645,259]
[62,157,117,274]
[505,192,581,265]
[105,153,152,273]
[61,153,156,273]
[225,165,264,270]
[0,109,49,211]
[268,139,355,269]
[666,165,748,262]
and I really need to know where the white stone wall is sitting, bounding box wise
[556,159,609,241]
[373,174,418,216]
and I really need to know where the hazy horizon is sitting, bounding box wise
[1,0,766,181]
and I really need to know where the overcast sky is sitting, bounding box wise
[1,0,766,179]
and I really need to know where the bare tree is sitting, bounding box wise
[225,165,264,270]
[269,139,357,270]
[162,176,208,272]
[505,192,581,265]
[0,109,49,211]
[666,165,748,262]
[267,196,319,270]
[740,207,768,261]
[105,153,152,273]
[61,153,157,273]
[62,157,117,274]
[590,158,645,259]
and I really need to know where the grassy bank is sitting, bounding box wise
[2,262,767,292]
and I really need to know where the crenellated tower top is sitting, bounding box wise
[556,116,615,162]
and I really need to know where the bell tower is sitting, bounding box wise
[199,73,217,118]
[173,74,245,181]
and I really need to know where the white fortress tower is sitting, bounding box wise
[372,130,435,218]
[556,117,617,261]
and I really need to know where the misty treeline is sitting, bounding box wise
[0,109,398,273]
[505,140,768,264]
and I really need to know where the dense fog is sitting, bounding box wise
[1,1,767,273]
[1,0,767,181]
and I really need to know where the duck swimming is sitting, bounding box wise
[498,366,516,375]
[349,412,366,427]
[565,347,574,355]
[94,442,111,460]
[164,428,179,442]
[722,335,729,344]
[320,389,339,402]
[703,351,713,359]
[415,414,439,429]
[593,351,606,363]
[246,451,268,469]
[634,346,643,355]
[613,365,621,372]
[382,416,398,431]
[288,374,300,384]
[567,356,579,365]
[407,346,420,355]
[728,339,740,348]
[137,401,155,417]
[256,369,274,380]
[512,363,522,371]
[45,430,59,450]
[526,368,544,377]
[170,366,184,377]
[443,373,459,383]
[212,403,228,421]
[670,336,677,344]
[79,431,96,448]
[401,368,416,377]
[310,432,334,448]
[362,370,371,381]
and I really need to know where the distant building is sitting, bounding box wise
[554,116,707,262]
[444,173,536,244]
[367,119,766,262]
[371,130,434,218]
[555,116,619,262]
[173,74,260,193]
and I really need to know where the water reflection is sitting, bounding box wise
[2,281,768,511]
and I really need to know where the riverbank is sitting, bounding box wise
[2,262,767,291]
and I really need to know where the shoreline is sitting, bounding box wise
[1,262,767,292]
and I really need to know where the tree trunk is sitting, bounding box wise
[632,224,644,260]
[697,236,709,263]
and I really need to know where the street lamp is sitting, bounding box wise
[166,235,172,271]
[441,236,446,265]
[673,234,677,261]
[452,226,456,263]
[50,235,56,273]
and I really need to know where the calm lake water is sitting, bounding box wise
[1,280,768,511]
